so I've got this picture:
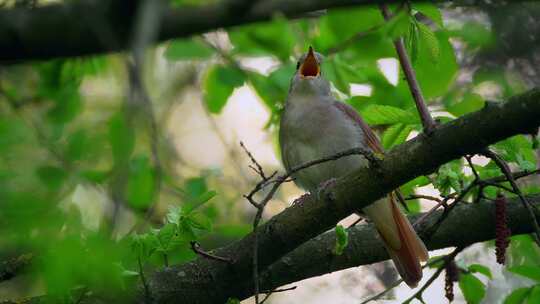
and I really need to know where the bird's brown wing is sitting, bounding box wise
[333,101,383,153]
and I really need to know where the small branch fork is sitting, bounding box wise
[379,3,437,134]
[360,152,540,302]
[240,142,376,304]
[359,247,465,304]
[401,246,465,304]
[481,149,540,245]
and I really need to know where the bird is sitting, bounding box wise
[279,46,429,287]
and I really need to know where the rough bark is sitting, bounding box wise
[144,89,540,303]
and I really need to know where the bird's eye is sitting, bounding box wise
[296,61,300,70]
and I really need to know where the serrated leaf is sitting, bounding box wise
[183,190,217,214]
[360,105,419,125]
[203,65,245,113]
[459,273,486,304]
[509,266,540,282]
[417,22,440,63]
[468,264,492,279]
[333,225,348,256]
[382,123,414,149]
[406,20,420,64]
[164,38,214,60]
[414,3,444,28]
[504,287,532,304]
[155,223,178,253]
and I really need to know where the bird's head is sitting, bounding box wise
[289,46,331,97]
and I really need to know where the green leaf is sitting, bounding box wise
[509,266,540,282]
[131,233,160,260]
[458,273,486,304]
[36,165,67,192]
[186,213,212,231]
[468,264,492,279]
[108,112,135,164]
[528,285,540,304]
[406,20,420,63]
[203,65,245,113]
[413,30,458,99]
[448,93,485,117]
[452,21,494,49]
[382,123,414,149]
[183,190,217,214]
[413,3,444,28]
[333,225,348,256]
[360,105,419,125]
[164,38,214,60]
[66,129,88,162]
[126,155,155,210]
[427,255,445,269]
[155,223,179,253]
[504,287,532,304]
[229,17,294,61]
[417,22,440,63]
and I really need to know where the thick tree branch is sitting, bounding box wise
[0,0,528,63]
[144,89,540,303]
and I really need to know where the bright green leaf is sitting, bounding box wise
[504,287,532,304]
[528,285,540,304]
[204,65,245,113]
[509,266,540,282]
[448,93,485,117]
[468,264,492,279]
[382,123,414,149]
[459,273,486,304]
[333,225,348,256]
[414,3,444,28]
[417,22,440,63]
[360,105,419,125]
[164,38,214,60]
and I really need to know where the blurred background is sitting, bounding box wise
[1,0,540,303]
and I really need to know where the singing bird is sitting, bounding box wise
[279,47,429,287]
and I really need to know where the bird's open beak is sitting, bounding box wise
[300,46,320,78]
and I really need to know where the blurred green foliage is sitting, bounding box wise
[0,1,538,303]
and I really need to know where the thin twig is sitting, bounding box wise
[260,286,297,304]
[359,250,458,304]
[380,4,436,134]
[241,144,376,303]
[138,255,151,302]
[190,241,233,264]
[482,149,540,245]
[405,194,443,203]
[401,246,465,304]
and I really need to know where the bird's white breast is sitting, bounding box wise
[280,96,368,191]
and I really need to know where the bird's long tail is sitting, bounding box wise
[363,195,429,287]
